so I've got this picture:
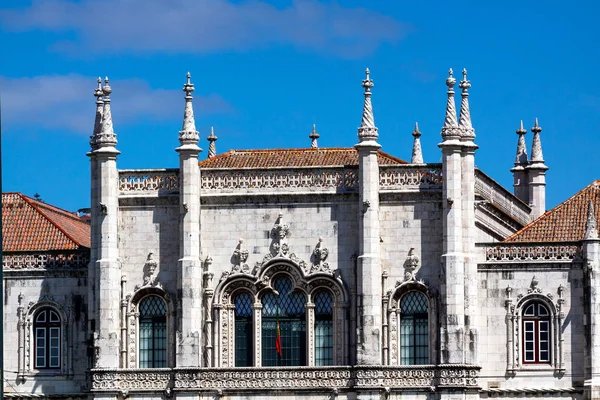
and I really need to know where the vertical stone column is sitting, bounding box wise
[175,73,203,367]
[526,119,548,220]
[438,69,465,365]
[511,121,529,204]
[583,201,600,399]
[93,78,121,368]
[354,68,382,368]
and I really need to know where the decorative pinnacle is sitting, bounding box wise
[411,122,424,164]
[207,126,218,158]
[178,72,200,148]
[585,199,599,240]
[458,68,475,139]
[514,120,528,166]
[441,68,460,140]
[357,68,378,143]
[96,76,117,148]
[529,118,545,163]
[90,77,104,149]
[309,124,320,148]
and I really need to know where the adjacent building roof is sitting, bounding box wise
[505,180,600,243]
[2,193,91,251]
[198,148,407,169]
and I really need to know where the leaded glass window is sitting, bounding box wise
[139,295,167,368]
[234,292,253,367]
[522,302,551,364]
[314,290,333,366]
[399,291,429,365]
[34,309,61,369]
[261,276,306,366]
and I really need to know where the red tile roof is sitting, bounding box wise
[505,180,600,243]
[198,148,408,169]
[2,193,91,251]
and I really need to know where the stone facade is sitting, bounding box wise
[3,69,597,400]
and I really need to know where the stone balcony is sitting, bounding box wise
[90,365,480,395]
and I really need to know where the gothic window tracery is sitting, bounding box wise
[399,291,429,365]
[138,295,167,368]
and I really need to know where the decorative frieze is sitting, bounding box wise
[119,169,180,193]
[3,251,90,270]
[90,365,480,392]
[484,243,583,262]
[379,165,442,190]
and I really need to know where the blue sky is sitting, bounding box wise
[1,0,599,213]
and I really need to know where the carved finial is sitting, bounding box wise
[529,118,545,163]
[514,120,528,166]
[531,275,539,289]
[411,122,424,164]
[178,72,200,148]
[357,68,379,143]
[96,77,118,148]
[403,248,420,281]
[585,200,599,240]
[90,77,104,150]
[309,124,320,148]
[207,126,218,158]
[458,68,475,140]
[441,68,460,140]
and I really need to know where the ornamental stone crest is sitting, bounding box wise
[231,239,251,274]
[256,213,308,273]
[135,252,160,290]
[310,237,332,274]
[402,248,420,281]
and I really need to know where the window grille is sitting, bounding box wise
[314,291,333,366]
[522,302,551,364]
[400,291,429,365]
[234,292,253,367]
[34,309,61,369]
[139,295,167,368]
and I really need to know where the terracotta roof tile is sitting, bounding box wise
[505,180,600,242]
[198,148,408,169]
[2,193,91,251]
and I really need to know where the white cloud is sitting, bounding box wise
[0,0,408,58]
[0,74,232,135]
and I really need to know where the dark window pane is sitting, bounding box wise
[314,291,333,366]
[139,296,167,368]
[400,292,428,365]
[234,292,253,367]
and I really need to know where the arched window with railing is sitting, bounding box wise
[522,301,551,364]
[261,276,306,366]
[138,295,167,368]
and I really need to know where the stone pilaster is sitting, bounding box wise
[175,73,203,367]
[439,69,465,364]
[93,78,121,368]
[355,68,382,365]
[511,120,529,204]
[584,201,600,399]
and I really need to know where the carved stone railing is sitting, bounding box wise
[90,365,480,393]
[200,168,358,193]
[119,169,179,194]
[475,169,531,226]
[379,164,442,191]
[3,251,90,271]
[483,243,583,262]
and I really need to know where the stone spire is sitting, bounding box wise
[90,77,103,150]
[309,124,320,148]
[458,68,475,140]
[96,77,117,148]
[585,200,599,240]
[207,126,218,158]
[411,122,424,164]
[357,68,378,143]
[514,120,528,166]
[178,72,200,149]
[441,69,460,141]
[529,118,546,165]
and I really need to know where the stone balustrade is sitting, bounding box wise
[474,170,531,226]
[90,365,480,393]
[483,242,583,262]
[119,169,180,194]
[379,164,442,191]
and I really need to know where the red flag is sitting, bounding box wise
[275,320,282,357]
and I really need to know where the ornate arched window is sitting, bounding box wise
[261,276,307,366]
[138,295,167,368]
[399,291,429,365]
[522,301,551,364]
[234,292,254,367]
[314,290,333,366]
[34,308,61,369]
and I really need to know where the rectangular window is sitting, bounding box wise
[235,318,253,367]
[49,327,60,368]
[400,315,428,365]
[262,319,306,367]
[538,321,549,362]
[524,321,535,362]
[36,328,46,368]
[315,319,333,366]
